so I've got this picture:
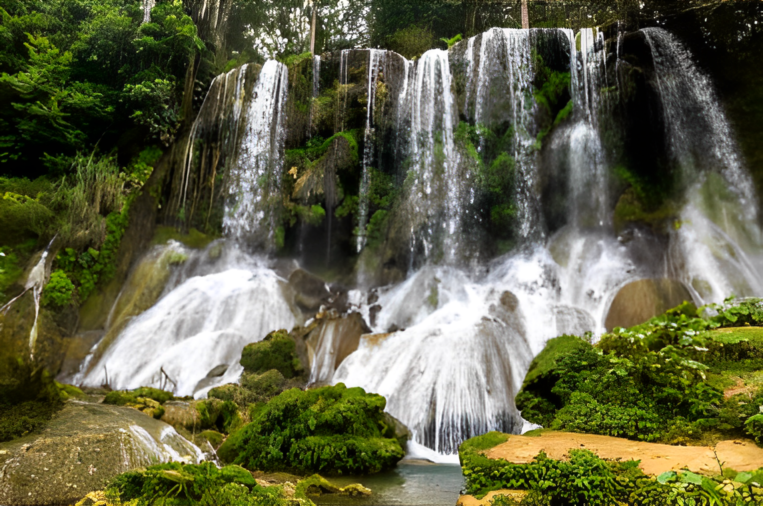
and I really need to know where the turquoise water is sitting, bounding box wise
[313,462,465,506]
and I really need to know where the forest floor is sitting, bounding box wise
[457,431,763,506]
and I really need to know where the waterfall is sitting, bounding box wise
[356,50,387,253]
[78,62,294,397]
[174,60,288,248]
[566,28,611,228]
[223,60,289,247]
[405,49,461,264]
[78,244,297,397]
[642,28,755,211]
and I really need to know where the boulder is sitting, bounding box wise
[306,312,370,384]
[604,278,693,331]
[0,401,203,506]
[288,269,331,311]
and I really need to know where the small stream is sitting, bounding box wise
[314,462,465,506]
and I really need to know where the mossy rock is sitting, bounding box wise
[240,330,303,379]
[218,383,404,475]
[515,335,592,428]
[198,429,224,449]
[105,462,285,505]
[195,398,242,434]
[241,370,287,398]
[103,388,174,419]
[56,382,86,401]
[208,383,259,407]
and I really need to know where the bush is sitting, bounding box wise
[459,433,763,505]
[746,414,763,445]
[239,330,303,379]
[218,384,404,475]
[42,269,75,308]
[106,462,286,506]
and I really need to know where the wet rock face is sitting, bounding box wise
[306,312,371,385]
[0,402,203,506]
[604,278,693,330]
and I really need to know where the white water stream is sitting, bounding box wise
[75,27,763,460]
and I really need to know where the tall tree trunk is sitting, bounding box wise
[521,0,529,29]
[310,1,317,55]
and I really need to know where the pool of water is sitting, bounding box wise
[313,461,465,506]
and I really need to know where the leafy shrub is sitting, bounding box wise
[745,414,763,445]
[218,384,404,475]
[459,433,763,505]
[516,303,755,443]
[240,330,303,379]
[387,25,435,59]
[106,462,286,506]
[42,269,75,308]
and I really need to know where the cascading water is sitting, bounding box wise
[77,61,296,398]
[332,25,763,457]
[404,49,461,264]
[356,50,387,253]
[75,23,763,461]
[79,243,297,397]
[224,60,289,246]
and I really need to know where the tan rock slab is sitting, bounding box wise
[485,432,763,476]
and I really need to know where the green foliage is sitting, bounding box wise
[239,330,303,379]
[0,0,201,176]
[460,438,763,506]
[106,462,286,506]
[516,302,763,444]
[41,269,74,308]
[0,356,62,442]
[745,414,763,445]
[56,381,85,401]
[441,34,462,49]
[196,398,243,434]
[708,297,763,328]
[387,25,435,59]
[218,384,405,475]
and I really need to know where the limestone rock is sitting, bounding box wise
[288,269,331,311]
[605,278,693,331]
[0,401,203,506]
[306,312,370,384]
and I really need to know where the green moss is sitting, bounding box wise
[151,225,215,249]
[56,381,86,401]
[0,357,63,442]
[240,330,303,379]
[196,398,242,434]
[613,187,676,234]
[103,387,173,419]
[241,370,286,398]
[106,462,287,506]
[218,384,404,475]
[199,430,224,449]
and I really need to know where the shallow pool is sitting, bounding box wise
[313,461,465,506]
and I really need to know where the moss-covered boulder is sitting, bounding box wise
[218,383,404,475]
[103,387,174,419]
[515,335,592,428]
[240,330,303,379]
